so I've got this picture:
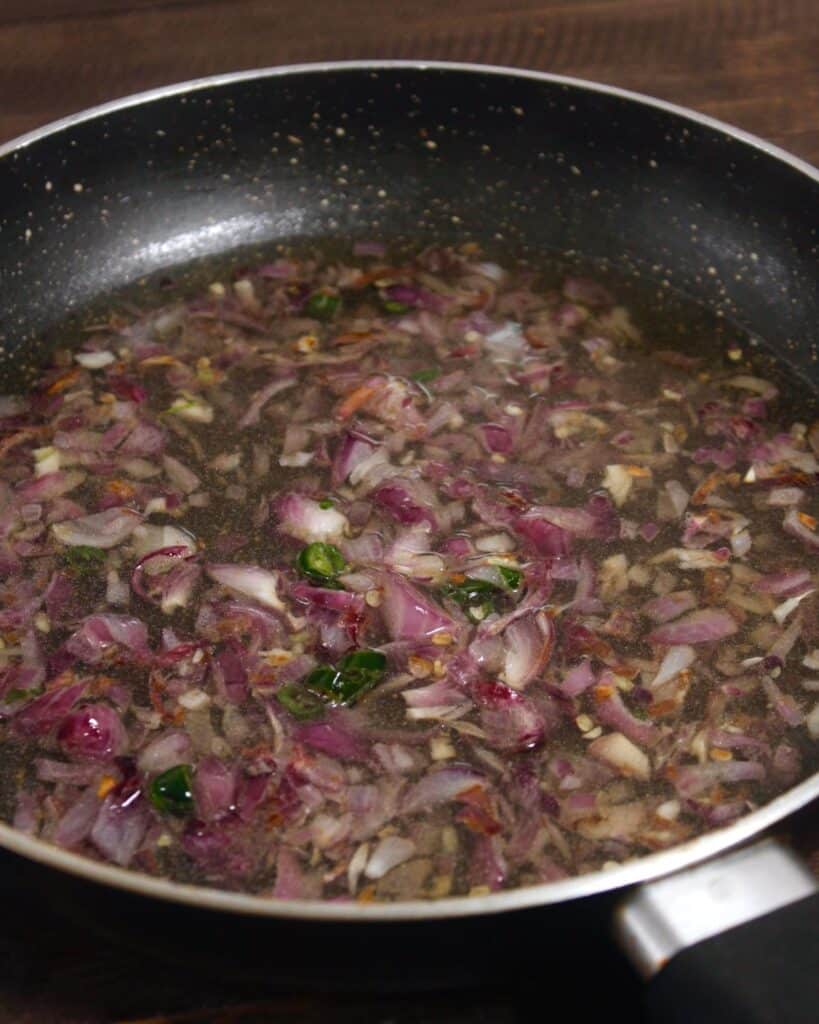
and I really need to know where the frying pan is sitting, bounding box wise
[0,62,817,1021]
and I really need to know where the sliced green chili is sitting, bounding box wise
[498,566,522,590]
[441,573,523,623]
[296,542,347,586]
[302,665,339,693]
[306,292,341,320]
[304,649,387,706]
[411,368,440,384]
[3,688,39,704]
[275,683,326,721]
[149,764,195,817]
[441,577,498,608]
[337,649,387,702]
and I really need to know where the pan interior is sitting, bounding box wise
[0,63,816,918]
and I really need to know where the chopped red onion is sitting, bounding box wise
[403,764,486,815]
[52,507,141,549]
[206,564,285,611]
[238,375,297,429]
[55,786,102,848]
[650,645,696,689]
[57,704,128,762]
[364,835,416,880]
[137,730,193,774]
[648,608,738,646]
[192,756,237,821]
[502,611,554,691]
[673,760,766,798]
[473,680,546,752]
[11,681,88,737]
[35,759,100,785]
[756,569,813,596]
[66,614,151,664]
[762,676,804,727]
[595,685,659,747]
[643,590,698,623]
[561,660,596,697]
[1,245,815,903]
[380,573,458,641]
[295,719,370,762]
[277,493,350,544]
[90,782,150,867]
[782,508,819,551]
[162,454,200,494]
[332,431,380,487]
[373,481,437,530]
[589,732,650,781]
[273,847,319,899]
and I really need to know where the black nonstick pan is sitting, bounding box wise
[0,62,817,1022]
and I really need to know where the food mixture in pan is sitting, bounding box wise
[0,244,817,901]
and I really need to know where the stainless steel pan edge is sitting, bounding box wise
[0,769,816,920]
[3,59,819,185]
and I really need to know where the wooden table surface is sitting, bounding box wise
[2,0,819,164]
[1,2,818,1022]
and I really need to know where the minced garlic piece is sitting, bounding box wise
[431,632,453,647]
[295,333,319,354]
[599,553,629,600]
[602,464,633,506]
[430,737,455,761]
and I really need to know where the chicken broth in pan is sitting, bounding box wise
[0,243,817,901]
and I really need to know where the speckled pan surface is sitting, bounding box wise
[0,61,816,920]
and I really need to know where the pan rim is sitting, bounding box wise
[2,58,818,184]
[0,774,815,921]
[0,59,816,921]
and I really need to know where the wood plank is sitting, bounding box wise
[0,0,816,163]
[0,5,817,1021]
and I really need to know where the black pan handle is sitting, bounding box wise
[614,838,819,1024]
[644,889,819,1023]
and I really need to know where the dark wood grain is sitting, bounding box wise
[0,3,817,1022]
[1,0,818,165]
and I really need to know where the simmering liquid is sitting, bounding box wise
[0,243,816,901]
